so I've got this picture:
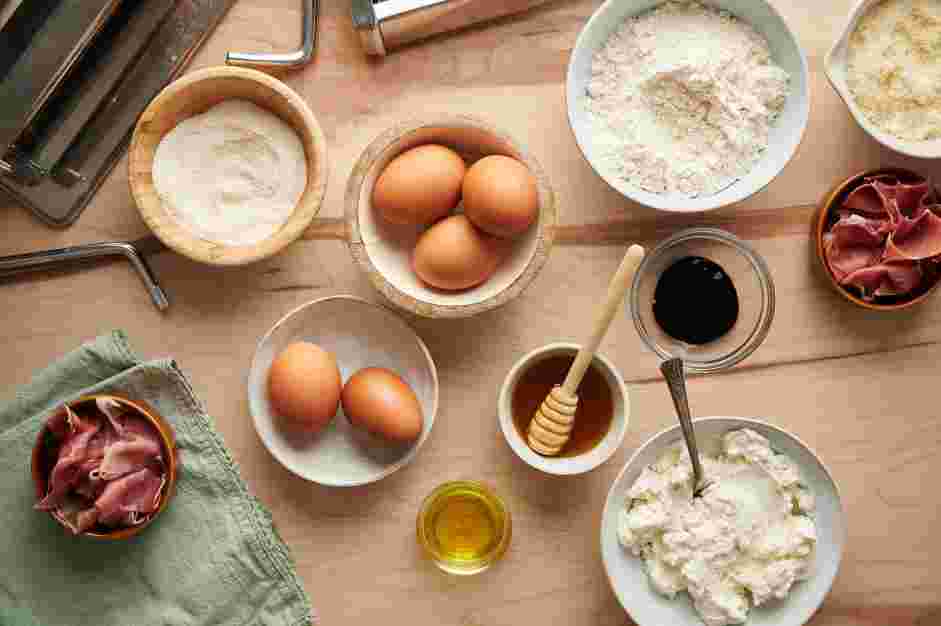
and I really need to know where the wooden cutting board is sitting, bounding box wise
[1,1,940,625]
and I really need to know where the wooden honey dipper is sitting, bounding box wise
[527,244,646,456]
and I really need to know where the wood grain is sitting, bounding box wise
[2,1,941,625]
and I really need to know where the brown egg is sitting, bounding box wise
[372,144,466,226]
[412,215,504,290]
[463,155,538,238]
[341,368,424,442]
[267,342,341,434]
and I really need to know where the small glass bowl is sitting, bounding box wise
[629,228,775,374]
[416,480,511,576]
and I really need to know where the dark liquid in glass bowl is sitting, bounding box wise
[653,256,739,345]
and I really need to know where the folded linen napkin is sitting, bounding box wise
[0,331,314,626]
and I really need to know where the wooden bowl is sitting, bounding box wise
[345,115,557,318]
[32,394,178,540]
[814,167,941,311]
[129,66,328,266]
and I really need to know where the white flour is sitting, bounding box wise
[152,100,307,246]
[584,1,789,197]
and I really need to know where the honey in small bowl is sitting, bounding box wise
[511,355,614,457]
[416,480,511,575]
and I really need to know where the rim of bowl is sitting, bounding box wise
[824,0,941,160]
[129,66,329,266]
[630,227,775,373]
[344,114,557,319]
[247,294,439,487]
[32,394,178,539]
[498,342,629,475]
[565,0,811,213]
[814,167,941,311]
[601,416,846,625]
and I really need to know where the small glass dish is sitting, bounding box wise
[416,480,511,576]
[630,228,775,374]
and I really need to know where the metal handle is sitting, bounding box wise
[660,358,706,491]
[0,240,169,311]
[226,0,317,69]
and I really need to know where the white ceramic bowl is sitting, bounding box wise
[498,343,629,475]
[825,0,941,159]
[248,296,438,486]
[566,0,810,212]
[601,417,845,626]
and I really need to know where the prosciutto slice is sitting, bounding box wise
[826,240,882,281]
[97,413,163,480]
[95,467,165,527]
[98,437,162,481]
[37,399,167,534]
[36,413,101,511]
[96,397,127,435]
[894,181,933,215]
[844,182,893,217]
[824,214,887,281]
[51,494,99,534]
[885,207,941,261]
[826,175,939,299]
[842,263,922,299]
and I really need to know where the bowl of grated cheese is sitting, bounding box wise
[825,0,941,160]
[566,0,810,212]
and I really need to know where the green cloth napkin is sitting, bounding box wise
[0,608,40,626]
[0,331,314,626]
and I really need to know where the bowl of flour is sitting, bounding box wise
[566,0,809,212]
[130,66,328,266]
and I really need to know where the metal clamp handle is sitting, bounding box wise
[0,240,169,311]
[226,0,318,69]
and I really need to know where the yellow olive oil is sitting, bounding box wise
[417,481,511,575]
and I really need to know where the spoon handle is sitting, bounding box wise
[660,358,705,489]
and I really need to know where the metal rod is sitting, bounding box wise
[0,240,169,311]
[226,0,317,69]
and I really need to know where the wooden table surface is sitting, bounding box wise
[3,1,941,624]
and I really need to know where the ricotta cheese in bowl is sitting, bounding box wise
[601,418,844,626]
[618,429,816,626]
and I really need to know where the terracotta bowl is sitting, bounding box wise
[129,66,328,266]
[345,115,557,318]
[32,394,178,540]
[814,167,941,311]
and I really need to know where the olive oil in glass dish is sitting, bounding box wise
[416,480,511,575]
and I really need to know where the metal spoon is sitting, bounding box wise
[660,357,711,497]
